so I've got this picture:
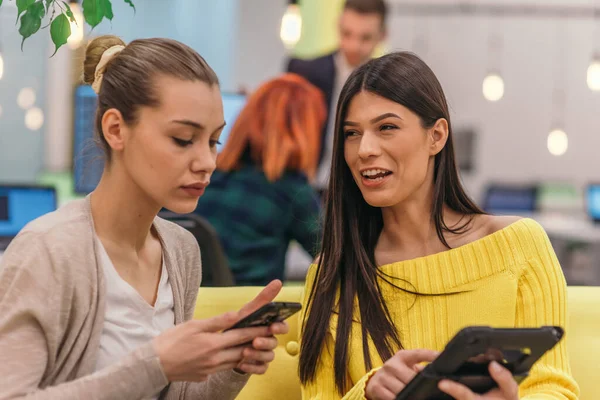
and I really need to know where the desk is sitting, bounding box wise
[530,213,600,244]
[526,213,600,285]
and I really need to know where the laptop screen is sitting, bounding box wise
[483,186,538,213]
[0,186,57,237]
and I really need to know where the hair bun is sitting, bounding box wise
[83,35,126,86]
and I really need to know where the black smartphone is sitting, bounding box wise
[225,302,302,331]
[395,326,564,400]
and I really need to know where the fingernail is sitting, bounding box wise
[490,361,502,372]
[439,380,450,390]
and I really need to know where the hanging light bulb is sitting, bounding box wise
[0,51,4,81]
[67,2,85,49]
[587,54,600,91]
[482,72,505,102]
[280,1,302,49]
[25,107,44,131]
[17,87,36,110]
[547,128,568,156]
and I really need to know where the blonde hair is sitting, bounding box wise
[83,35,219,161]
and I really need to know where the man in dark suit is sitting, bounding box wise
[287,0,388,191]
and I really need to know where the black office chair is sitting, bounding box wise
[158,211,235,287]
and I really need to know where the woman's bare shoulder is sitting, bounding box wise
[481,214,524,235]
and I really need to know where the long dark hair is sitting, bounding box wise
[299,52,483,393]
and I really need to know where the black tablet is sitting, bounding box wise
[396,326,564,400]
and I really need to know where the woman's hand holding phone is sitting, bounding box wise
[437,361,519,400]
[232,280,289,374]
[153,280,289,382]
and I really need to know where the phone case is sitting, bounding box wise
[395,326,564,400]
[226,302,302,330]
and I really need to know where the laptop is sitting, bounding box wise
[0,185,57,251]
[482,184,538,214]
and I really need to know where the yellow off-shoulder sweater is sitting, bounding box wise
[300,218,579,400]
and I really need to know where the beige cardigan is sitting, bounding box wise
[0,197,248,399]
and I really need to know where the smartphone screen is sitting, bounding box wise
[226,302,301,330]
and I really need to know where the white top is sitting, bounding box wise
[314,51,355,189]
[94,236,175,400]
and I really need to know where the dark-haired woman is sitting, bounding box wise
[298,52,579,400]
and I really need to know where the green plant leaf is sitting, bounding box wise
[16,0,35,23]
[103,0,113,20]
[30,1,46,17]
[123,0,135,13]
[19,2,45,50]
[82,0,105,28]
[0,0,4,8]
[50,13,70,56]
[62,1,76,22]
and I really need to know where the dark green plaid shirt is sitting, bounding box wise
[194,167,322,285]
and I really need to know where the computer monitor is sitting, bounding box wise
[586,184,600,222]
[219,92,246,152]
[72,87,247,195]
[73,85,103,195]
[482,184,538,214]
[0,185,57,240]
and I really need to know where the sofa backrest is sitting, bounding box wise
[194,286,598,400]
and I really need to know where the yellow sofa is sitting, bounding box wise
[194,286,599,400]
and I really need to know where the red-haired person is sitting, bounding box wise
[194,73,326,285]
